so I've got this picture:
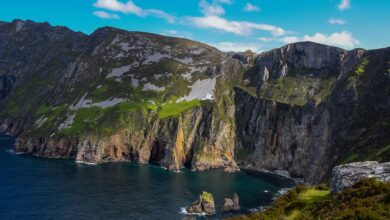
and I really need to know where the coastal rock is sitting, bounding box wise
[222,192,240,211]
[186,191,216,216]
[330,161,390,193]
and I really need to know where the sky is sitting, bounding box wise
[1,0,390,52]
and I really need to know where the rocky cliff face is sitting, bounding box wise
[331,161,390,193]
[0,19,389,183]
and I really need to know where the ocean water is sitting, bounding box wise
[0,133,294,219]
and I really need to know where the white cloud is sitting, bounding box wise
[329,18,346,25]
[187,15,285,36]
[93,11,120,19]
[199,0,226,15]
[210,42,262,52]
[188,0,285,37]
[161,30,192,38]
[243,3,261,12]
[258,37,276,42]
[146,9,176,23]
[338,0,351,11]
[93,0,175,23]
[282,31,359,48]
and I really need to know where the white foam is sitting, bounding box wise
[179,207,206,216]
[272,187,292,201]
[75,160,97,165]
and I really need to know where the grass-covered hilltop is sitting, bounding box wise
[0,19,389,184]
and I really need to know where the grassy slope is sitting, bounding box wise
[228,178,390,220]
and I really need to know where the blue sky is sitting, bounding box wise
[1,0,389,52]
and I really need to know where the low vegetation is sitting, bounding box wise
[228,178,390,220]
[158,99,201,118]
[200,191,214,204]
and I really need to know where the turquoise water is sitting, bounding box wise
[0,133,294,219]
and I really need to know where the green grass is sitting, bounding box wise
[298,188,331,203]
[31,104,68,134]
[284,210,301,220]
[158,99,201,118]
[258,76,336,106]
[35,104,53,115]
[60,101,157,136]
[89,84,109,102]
[228,179,390,220]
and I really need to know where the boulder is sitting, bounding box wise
[186,191,216,216]
[222,192,240,211]
[330,161,390,194]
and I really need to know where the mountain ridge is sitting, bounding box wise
[0,19,389,184]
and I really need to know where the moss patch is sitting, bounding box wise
[200,191,214,204]
[158,99,201,118]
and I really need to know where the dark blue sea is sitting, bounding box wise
[0,133,294,219]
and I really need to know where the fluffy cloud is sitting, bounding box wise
[243,3,261,12]
[93,11,120,19]
[329,18,347,25]
[187,0,285,36]
[210,42,262,52]
[199,0,226,16]
[187,15,285,36]
[282,31,359,48]
[93,0,175,23]
[338,0,351,11]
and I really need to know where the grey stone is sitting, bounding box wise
[330,161,390,194]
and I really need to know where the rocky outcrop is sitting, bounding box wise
[330,161,390,193]
[222,193,240,212]
[186,191,216,216]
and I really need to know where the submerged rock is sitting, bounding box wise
[222,192,240,211]
[186,191,216,216]
[330,161,390,193]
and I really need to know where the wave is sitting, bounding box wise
[75,160,98,165]
[272,187,292,201]
[179,207,206,217]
